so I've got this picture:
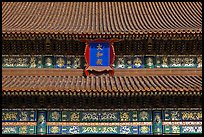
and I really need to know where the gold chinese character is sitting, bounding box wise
[96,59,102,65]
[97,44,102,50]
[96,52,103,58]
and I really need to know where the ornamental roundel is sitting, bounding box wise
[19,111,29,121]
[56,58,65,68]
[45,57,53,67]
[70,112,80,121]
[50,126,60,133]
[51,111,60,121]
[139,111,148,121]
[140,126,150,133]
[133,58,142,68]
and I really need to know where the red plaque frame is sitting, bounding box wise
[82,38,118,76]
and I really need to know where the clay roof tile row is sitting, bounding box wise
[2,2,202,35]
[2,75,202,93]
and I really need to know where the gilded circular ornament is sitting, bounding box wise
[51,111,60,121]
[140,126,149,133]
[50,126,59,133]
[56,58,65,67]
[133,58,142,67]
[139,111,148,121]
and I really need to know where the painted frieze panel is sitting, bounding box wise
[120,126,132,134]
[162,125,180,134]
[72,56,82,69]
[144,56,155,68]
[138,125,152,134]
[155,56,162,68]
[170,111,181,121]
[153,111,162,134]
[30,56,37,68]
[163,111,181,121]
[181,126,202,134]
[2,109,202,135]
[66,55,73,68]
[181,111,202,121]
[138,111,152,122]
[81,126,118,134]
[125,55,133,68]
[132,56,144,68]
[50,126,81,134]
[81,112,99,121]
[181,56,197,68]
[36,55,43,68]
[131,111,138,121]
[70,112,80,121]
[15,55,30,68]
[163,111,201,121]
[47,126,62,134]
[43,56,54,68]
[2,110,19,121]
[81,112,118,121]
[156,55,169,68]
[100,112,118,121]
[55,56,66,68]
[197,56,202,68]
[163,125,171,134]
[47,111,62,121]
[171,126,181,134]
[2,110,37,122]
[62,111,70,121]
[37,111,47,134]
[19,126,36,134]
[19,110,37,121]
[169,56,182,68]
[2,55,16,68]
[120,112,130,121]
[2,55,200,68]
[132,126,139,134]
[114,56,126,68]
[2,126,19,134]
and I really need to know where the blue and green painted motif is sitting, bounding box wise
[2,126,36,134]
[2,55,201,69]
[2,110,37,122]
[19,126,36,134]
[144,56,155,68]
[2,109,202,134]
[2,126,19,134]
[37,111,47,134]
[47,111,62,121]
[138,111,152,122]
[153,111,162,134]
[139,125,152,134]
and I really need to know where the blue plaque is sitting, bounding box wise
[90,42,110,66]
